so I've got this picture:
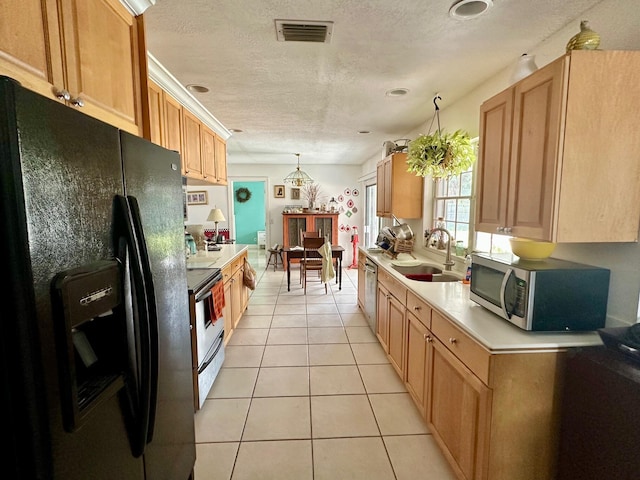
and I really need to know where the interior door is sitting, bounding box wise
[232,180,266,245]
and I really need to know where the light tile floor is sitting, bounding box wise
[193,247,457,480]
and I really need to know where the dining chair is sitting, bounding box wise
[299,230,322,284]
[301,236,327,294]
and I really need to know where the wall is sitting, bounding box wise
[359,0,640,326]
[186,163,363,265]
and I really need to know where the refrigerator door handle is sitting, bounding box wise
[113,195,154,457]
[126,195,160,445]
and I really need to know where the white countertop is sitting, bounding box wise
[186,244,249,270]
[362,248,603,353]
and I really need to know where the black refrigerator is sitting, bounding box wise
[0,77,196,479]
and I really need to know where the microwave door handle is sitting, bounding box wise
[500,268,514,319]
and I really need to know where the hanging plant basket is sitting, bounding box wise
[235,187,252,203]
[406,96,476,179]
[407,129,476,179]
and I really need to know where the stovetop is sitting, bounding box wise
[186,267,221,294]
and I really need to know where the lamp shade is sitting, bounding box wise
[207,208,225,223]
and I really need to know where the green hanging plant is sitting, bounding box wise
[406,129,476,179]
[406,96,476,179]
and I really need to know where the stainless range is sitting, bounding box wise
[186,268,224,409]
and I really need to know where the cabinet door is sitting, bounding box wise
[508,58,565,240]
[376,160,386,216]
[231,269,243,329]
[428,338,491,480]
[376,283,389,352]
[59,0,143,135]
[214,134,228,185]
[222,278,233,343]
[383,158,392,215]
[387,294,406,378]
[406,312,431,416]
[285,217,307,247]
[201,125,217,182]
[147,79,165,146]
[0,0,64,99]
[476,89,513,234]
[164,92,183,156]
[182,109,203,179]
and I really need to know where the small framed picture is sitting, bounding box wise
[186,191,208,205]
[274,185,285,198]
[291,188,300,200]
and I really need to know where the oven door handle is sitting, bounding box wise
[198,331,224,374]
[499,268,515,319]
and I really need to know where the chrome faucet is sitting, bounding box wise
[427,227,455,271]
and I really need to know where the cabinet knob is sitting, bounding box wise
[54,88,71,101]
[413,305,421,311]
[449,337,457,344]
[424,334,432,343]
[70,96,84,108]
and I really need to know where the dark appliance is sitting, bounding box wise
[0,77,195,479]
[186,268,225,409]
[469,253,610,331]
[557,345,640,479]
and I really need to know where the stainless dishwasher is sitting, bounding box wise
[363,258,377,333]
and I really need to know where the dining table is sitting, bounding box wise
[282,245,344,291]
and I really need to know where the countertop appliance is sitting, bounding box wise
[470,253,610,331]
[187,268,225,409]
[363,257,378,333]
[1,77,195,479]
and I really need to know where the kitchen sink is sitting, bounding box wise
[391,264,443,275]
[391,263,461,282]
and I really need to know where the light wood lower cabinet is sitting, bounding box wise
[405,310,432,415]
[222,251,248,343]
[375,282,390,352]
[375,267,566,480]
[428,337,492,480]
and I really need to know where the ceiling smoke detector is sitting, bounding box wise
[449,0,493,20]
[275,20,334,43]
[385,88,409,97]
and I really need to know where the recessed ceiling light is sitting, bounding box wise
[358,130,371,134]
[449,0,493,20]
[229,128,243,133]
[385,88,409,97]
[186,84,209,93]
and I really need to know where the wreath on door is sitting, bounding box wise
[235,187,252,203]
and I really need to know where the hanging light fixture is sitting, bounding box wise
[283,153,313,187]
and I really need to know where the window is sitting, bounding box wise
[364,184,379,248]
[432,168,473,253]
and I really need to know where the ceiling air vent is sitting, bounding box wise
[275,20,333,43]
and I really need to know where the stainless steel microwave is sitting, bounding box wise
[469,253,610,331]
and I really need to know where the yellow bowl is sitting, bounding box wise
[509,238,556,260]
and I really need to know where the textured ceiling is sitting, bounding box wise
[144,0,604,165]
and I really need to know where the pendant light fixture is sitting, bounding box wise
[283,153,313,187]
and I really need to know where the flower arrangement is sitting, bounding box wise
[406,129,476,179]
[301,182,324,209]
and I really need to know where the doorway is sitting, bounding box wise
[230,180,266,245]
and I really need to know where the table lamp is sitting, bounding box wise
[207,207,226,243]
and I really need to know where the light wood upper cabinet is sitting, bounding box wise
[214,134,228,185]
[376,153,423,219]
[476,50,640,242]
[0,0,146,135]
[147,79,165,146]
[182,109,204,179]
[163,92,184,155]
